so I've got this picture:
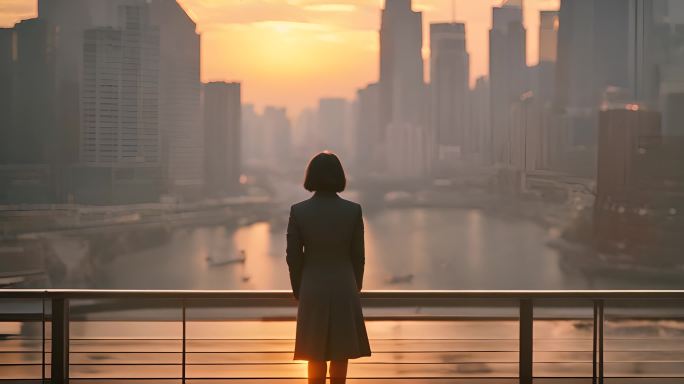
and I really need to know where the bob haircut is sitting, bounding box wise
[303,152,346,193]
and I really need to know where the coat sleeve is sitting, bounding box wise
[286,205,304,299]
[351,204,365,291]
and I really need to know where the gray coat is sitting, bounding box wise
[286,191,371,361]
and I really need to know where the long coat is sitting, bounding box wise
[286,191,371,361]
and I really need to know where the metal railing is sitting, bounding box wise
[1,289,684,383]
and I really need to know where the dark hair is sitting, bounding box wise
[303,152,346,192]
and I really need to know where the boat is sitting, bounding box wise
[207,250,246,267]
[387,273,414,284]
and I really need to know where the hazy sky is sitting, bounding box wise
[1,0,559,116]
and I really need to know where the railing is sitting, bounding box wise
[1,290,684,383]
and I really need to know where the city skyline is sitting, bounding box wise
[0,0,560,116]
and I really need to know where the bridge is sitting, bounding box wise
[1,290,684,383]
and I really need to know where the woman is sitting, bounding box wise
[286,152,371,384]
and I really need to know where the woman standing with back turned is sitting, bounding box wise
[286,152,371,384]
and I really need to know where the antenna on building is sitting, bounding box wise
[451,0,456,22]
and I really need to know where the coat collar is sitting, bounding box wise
[313,191,339,199]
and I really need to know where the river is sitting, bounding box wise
[84,204,671,291]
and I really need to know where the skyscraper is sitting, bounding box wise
[355,83,381,175]
[263,106,292,167]
[39,0,203,197]
[38,0,102,166]
[430,22,469,165]
[317,98,348,157]
[489,0,527,165]
[241,104,264,166]
[149,0,203,196]
[0,29,14,164]
[537,11,558,170]
[379,0,429,179]
[553,0,633,176]
[0,19,60,203]
[203,82,241,195]
[12,18,58,165]
[539,11,558,64]
[75,3,162,204]
[80,4,160,165]
[470,76,490,162]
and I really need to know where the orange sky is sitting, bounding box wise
[1,0,559,116]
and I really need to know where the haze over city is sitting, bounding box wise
[1,0,560,115]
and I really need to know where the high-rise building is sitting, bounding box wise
[597,107,661,200]
[0,19,60,203]
[355,83,381,175]
[11,19,57,165]
[539,11,558,64]
[552,0,634,177]
[317,98,348,157]
[38,0,104,166]
[149,0,203,196]
[594,107,684,259]
[203,82,241,195]
[293,107,318,157]
[39,0,203,197]
[489,0,526,165]
[241,104,264,166]
[73,3,162,204]
[536,11,558,170]
[80,5,160,165]
[430,22,469,165]
[509,91,542,173]
[469,76,490,163]
[379,0,429,179]
[263,106,292,167]
[555,0,632,110]
[0,28,14,164]
[538,11,558,100]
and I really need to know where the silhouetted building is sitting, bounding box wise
[489,0,526,165]
[11,19,58,165]
[663,91,684,136]
[38,0,103,166]
[0,28,14,165]
[597,107,661,200]
[0,19,60,203]
[551,0,634,177]
[318,98,348,157]
[293,107,318,157]
[73,3,162,204]
[534,11,559,170]
[539,11,558,63]
[263,106,292,167]
[537,11,558,100]
[469,76,490,162]
[355,83,381,175]
[241,104,264,166]
[38,0,203,199]
[509,92,542,174]
[379,0,429,179]
[203,82,241,195]
[430,22,469,165]
[149,0,203,197]
[595,106,684,260]
[81,5,160,165]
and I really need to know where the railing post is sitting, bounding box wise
[592,299,605,384]
[51,298,69,384]
[598,300,604,384]
[593,301,598,384]
[41,297,46,384]
[519,299,533,384]
[182,299,186,384]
